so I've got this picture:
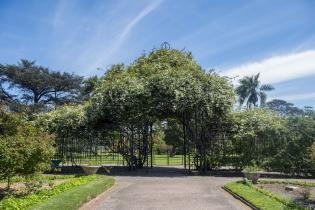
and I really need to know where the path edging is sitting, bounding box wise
[222,186,257,210]
[79,183,117,210]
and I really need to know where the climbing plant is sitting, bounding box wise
[86,48,235,171]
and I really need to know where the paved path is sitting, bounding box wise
[81,167,250,210]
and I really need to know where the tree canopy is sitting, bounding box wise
[266,99,304,116]
[88,48,235,127]
[0,59,83,112]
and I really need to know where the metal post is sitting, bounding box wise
[150,125,153,168]
[183,115,187,169]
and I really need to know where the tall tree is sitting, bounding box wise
[0,60,83,111]
[266,99,304,116]
[236,73,274,108]
[304,106,315,119]
[0,73,15,104]
[80,75,99,101]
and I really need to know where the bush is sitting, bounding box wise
[0,108,54,189]
[267,116,315,175]
[309,141,315,175]
[242,161,263,173]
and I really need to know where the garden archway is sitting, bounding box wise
[84,48,235,173]
[46,47,235,173]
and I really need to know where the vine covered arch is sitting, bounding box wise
[86,48,235,172]
[39,47,235,173]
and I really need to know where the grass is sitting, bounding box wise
[29,175,114,210]
[224,181,304,210]
[61,153,187,166]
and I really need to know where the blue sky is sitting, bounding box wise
[0,0,315,107]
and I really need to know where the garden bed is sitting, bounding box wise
[257,180,315,209]
[0,174,76,201]
[224,181,305,210]
[0,174,114,210]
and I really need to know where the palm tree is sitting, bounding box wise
[236,73,274,109]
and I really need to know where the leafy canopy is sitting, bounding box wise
[88,48,235,127]
[0,59,83,111]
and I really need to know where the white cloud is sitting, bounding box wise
[221,50,315,84]
[119,0,163,44]
[87,0,163,71]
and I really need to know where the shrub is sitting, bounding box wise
[242,161,263,173]
[0,108,54,189]
[309,141,315,175]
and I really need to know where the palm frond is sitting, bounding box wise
[260,84,274,91]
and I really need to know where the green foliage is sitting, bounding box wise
[242,161,263,173]
[36,104,87,137]
[223,109,315,174]
[86,48,235,169]
[80,75,100,101]
[0,108,20,136]
[0,175,106,210]
[309,142,315,174]
[226,109,285,169]
[88,48,234,126]
[31,175,114,210]
[268,116,315,174]
[0,107,54,189]
[266,99,304,116]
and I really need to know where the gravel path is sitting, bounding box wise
[81,167,250,210]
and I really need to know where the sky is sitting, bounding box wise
[0,0,315,107]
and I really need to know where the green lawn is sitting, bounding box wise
[61,153,187,166]
[224,181,304,210]
[30,175,114,210]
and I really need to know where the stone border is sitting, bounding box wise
[222,186,257,210]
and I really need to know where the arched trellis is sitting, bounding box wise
[51,47,235,173]
[53,105,232,174]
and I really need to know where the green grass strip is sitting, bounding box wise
[0,175,101,210]
[29,175,114,210]
[225,182,303,210]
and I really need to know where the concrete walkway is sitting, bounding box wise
[80,167,250,210]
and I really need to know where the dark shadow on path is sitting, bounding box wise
[108,166,189,177]
[59,165,190,177]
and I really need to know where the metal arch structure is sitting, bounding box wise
[53,109,232,174]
